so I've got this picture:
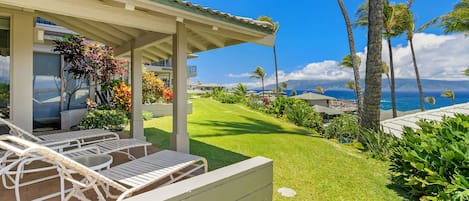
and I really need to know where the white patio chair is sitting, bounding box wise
[0,117,120,148]
[0,118,152,200]
[0,135,208,201]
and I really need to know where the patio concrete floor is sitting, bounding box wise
[0,131,183,201]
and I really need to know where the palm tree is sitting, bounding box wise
[356,1,410,118]
[361,0,384,130]
[316,86,325,94]
[280,82,288,93]
[441,90,455,105]
[346,80,356,91]
[338,0,363,117]
[464,68,469,77]
[258,16,280,96]
[340,54,362,68]
[440,0,469,34]
[382,62,392,90]
[425,96,436,106]
[235,83,247,97]
[291,90,297,96]
[403,1,425,112]
[250,66,266,98]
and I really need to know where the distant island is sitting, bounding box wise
[264,78,469,92]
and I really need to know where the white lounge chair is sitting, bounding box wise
[0,135,208,201]
[1,118,119,148]
[0,118,152,200]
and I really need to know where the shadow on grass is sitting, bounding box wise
[191,115,309,138]
[144,127,250,170]
[386,183,412,201]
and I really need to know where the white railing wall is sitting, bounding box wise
[124,156,273,201]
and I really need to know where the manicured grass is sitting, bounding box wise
[143,98,403,201]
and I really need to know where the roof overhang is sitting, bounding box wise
[0,0,276,62]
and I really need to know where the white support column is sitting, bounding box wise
[171,22,189,153]
[130,44,144,140]
[10,12,34,132]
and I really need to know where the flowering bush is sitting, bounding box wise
[112,82,132,112]
[54,34,127,109]
[142,71,164,104]
[163,88,173,103]
[261,97,271,105]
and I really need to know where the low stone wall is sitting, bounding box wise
[123,156,273,201]
[142,102,193,117]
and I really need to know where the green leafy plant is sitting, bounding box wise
[359,128,396,160]
[142,110,153,121]
[265,96,296,117]
[390,114,469,200]
[79,109,128,131]
[245,97,265,111]
[216,93,242,104]
[285,100,323,133]
[324,114,360,143]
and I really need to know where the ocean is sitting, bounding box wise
[282,90,469,112]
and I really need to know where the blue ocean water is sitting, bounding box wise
[282,90,469,112]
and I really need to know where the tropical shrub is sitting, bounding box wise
[359,128,396,160]
[285,100,323,133]
[162,88,173,103]
[216,94,242,104]
[261,97,271,105]
[234,83,247,97]
[112,82,132,112]
[265,96,296,117]
[142,71,164,104]
[324,114,360,143]
[54,34,126,109]
[390,114,469,200]
[142,110,153,121]
[245,97,265,111]
[79,109,128,131]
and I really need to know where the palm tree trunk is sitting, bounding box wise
[273,45,279,97]
[409,38,425,111]
[361,0,384,130]
[387,37,397,118]
[338,0,363,120]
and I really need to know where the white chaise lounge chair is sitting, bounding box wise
[0,135,208,201]
[0,118,151,200]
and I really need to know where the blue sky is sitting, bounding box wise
[187,0,466,88]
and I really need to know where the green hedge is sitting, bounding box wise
[390,114,469,200]
[79,110,128,131]
[324,114,360,143]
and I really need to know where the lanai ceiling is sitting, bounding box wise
[0,0,275,62]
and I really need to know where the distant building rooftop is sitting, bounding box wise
[291,93,336,101]
[381,103,469,137]
[312,105,343,115]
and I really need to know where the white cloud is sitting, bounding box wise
[382,33,469,80]
[224,33,469,88]
[226,72,251,78]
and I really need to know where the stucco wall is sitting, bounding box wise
[123,156,273,201]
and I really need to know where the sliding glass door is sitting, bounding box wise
[33,52,61,129]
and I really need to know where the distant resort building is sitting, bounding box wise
[145,56,198,88]
[292,93,336,107]
[190,84,225,92]
[291,92,344,118]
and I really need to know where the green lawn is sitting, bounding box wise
[143,98,404,201]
